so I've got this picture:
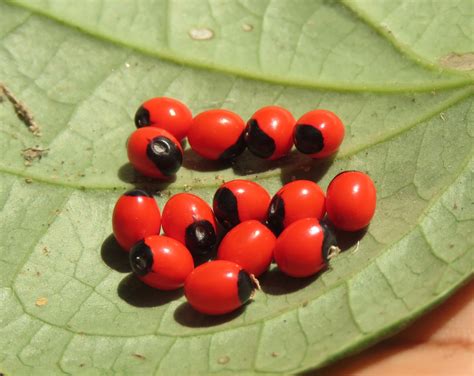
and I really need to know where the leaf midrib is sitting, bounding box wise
[6,0,474,93]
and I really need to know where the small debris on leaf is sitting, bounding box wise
[35,297,48,307]
[439,52,474,71]
[217,356,230,365]
[0,83,41,136]
[22,146,49,166]
[24,178,33,184]
[188,27,214,41]
[271,352,279,357]
[351,241,360,254]
[132,353,146,360]
[242,23,253,32]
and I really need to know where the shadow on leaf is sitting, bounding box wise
[279,153,335,185]
[118,273,183,307]
[117,162,176,191]
[232,149,285,176]
[259,268,319,295]
[173,301,245,328]
[182,148,231,172]
[101,234,131,273]
[328,220,368,252]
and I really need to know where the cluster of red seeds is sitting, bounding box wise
[127,97,345,177]
[113,97,376,315]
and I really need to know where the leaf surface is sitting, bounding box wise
[0,1,473,374]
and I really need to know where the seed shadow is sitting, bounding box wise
[259,268,319,295]
[327,220,368,252]
[231,150,281,175]
[182,148,231,172]
[279,154,335,185]
[117,273,183,308]
[173,301,246,328]
[117,162,176,192]
[101,234,131,273]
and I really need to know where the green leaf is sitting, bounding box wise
[0,1,472,374]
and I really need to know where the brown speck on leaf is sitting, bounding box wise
[439,52,474,71]
[183,184,192,192]
[0,83,41,136]
[302,300,309,307]
[35,297,48,307]
[271,352,279,357]
[35,271,41,277]
[25,178,33,184]
[79,363,85,368]
[242,23,253,32]
[453,203,458,210]
[217,355,230,365]
[42,246,50,256]
[22,146,49,165]
[189,27,214,41]
[132,353,146,360]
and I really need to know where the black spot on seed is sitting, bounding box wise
[213,187,239,229]
[294,124,324,154]
[185,220,217,256]
[237,269,254,304]
[321,222,337,264]
[134,105,150,128]
[146,136,183,176]
[129,240,154,276]
[124,189,152,198]
[219,130,246,161]
[245,119,275,159]
[266,194,285,235]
